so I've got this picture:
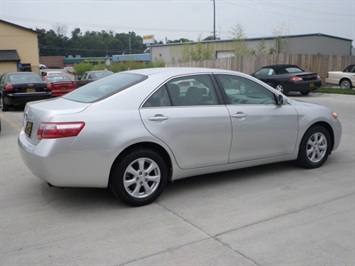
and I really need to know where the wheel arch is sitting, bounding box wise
[339,78,352,87]
[108,142,173,185]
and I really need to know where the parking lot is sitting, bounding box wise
[0,93,354,265]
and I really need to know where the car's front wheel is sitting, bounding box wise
[297,125,331,169]
[109,149,168,206]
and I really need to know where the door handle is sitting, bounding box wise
[232,112,247,119]
[148,114,169,122]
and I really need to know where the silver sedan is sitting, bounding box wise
[18,67,342,206]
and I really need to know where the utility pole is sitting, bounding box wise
[212,0,216,40]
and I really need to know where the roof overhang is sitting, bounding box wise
[0,50,21,62]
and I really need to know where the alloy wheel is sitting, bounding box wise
[306,132,328,164]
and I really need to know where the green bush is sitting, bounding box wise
[73,62,93,76]
[74,60,166,75]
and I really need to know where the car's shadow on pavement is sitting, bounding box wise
[37,162,298,211]
[161,162,297,196]
[39,185,127,210]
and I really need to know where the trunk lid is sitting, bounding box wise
[13,82,47,93]
[23,98,90,145]
[296,72,319,81]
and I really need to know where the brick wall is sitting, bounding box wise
[39,56,65,68]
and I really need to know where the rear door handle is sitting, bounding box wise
[148,114,169,122]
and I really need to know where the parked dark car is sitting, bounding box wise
[76,70,113,87]
[0,72,51,111]
[45,75,78,97]
[251,64,321,95]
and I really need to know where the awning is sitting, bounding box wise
[0,50,20,62]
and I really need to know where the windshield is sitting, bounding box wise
[63,72,147,103]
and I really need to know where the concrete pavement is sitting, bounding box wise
[0,93,354,265]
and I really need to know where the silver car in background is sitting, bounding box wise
[18,67,342,206]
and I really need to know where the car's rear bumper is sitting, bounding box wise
[287,80,322,92]
[4,92,52,105]
[18,130,111,188]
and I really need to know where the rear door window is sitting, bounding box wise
[143,74,219,107]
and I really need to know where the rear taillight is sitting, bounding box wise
[290,77,303,82]
[37,122,85,140]
[5,84,14,92]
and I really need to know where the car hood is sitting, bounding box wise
[289,98,323,109]
[289,98,334,120]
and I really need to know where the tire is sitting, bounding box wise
[275,84,288,95]
[1,95,9,112]
[109,149,168,206]
[340,79,351,89]
[297,125,331,169]
[300,91,310,96]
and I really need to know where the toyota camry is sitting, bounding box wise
[18,67,342,206]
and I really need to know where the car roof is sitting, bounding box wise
[85,70,113,73]
[5,72,40,75]
[124,67,242,77]
[260,64,299,70]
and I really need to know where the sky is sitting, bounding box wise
[1,0,354,46]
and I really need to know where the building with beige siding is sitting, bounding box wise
[0,19,40,74]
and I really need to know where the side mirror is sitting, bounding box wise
[277,94,284,105]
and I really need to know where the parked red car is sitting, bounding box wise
[45,75,78,97]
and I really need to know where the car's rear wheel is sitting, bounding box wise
[0,95,9,111]
[340,79,351,89]
[297,125,331,169]
[275,84,288,95]
[109,149,168,206]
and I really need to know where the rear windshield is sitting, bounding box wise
[8,73,43,83]
[47,76,72,82]
[285,67,303,73]
[63,72,147,103]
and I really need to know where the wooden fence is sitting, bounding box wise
[167,54,355,85]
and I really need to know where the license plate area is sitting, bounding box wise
[25,121,33,137]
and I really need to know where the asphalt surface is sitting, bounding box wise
[0,93,354,266]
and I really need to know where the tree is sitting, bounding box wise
[181,37,214,62]
[203,35,220,41]
[254,39,267,55]
[167,38,192,44]
[271,21,292,54]
[230,24,251,56]
[52,23,68,37]
[37,27,146,57]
